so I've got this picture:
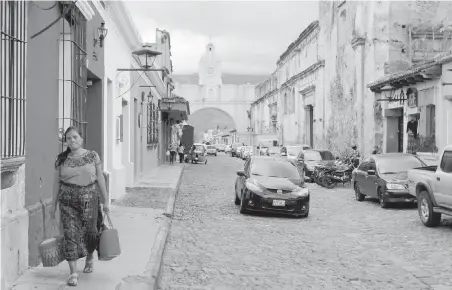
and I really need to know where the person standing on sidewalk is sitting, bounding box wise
[178,143,185,163]
[50,126,109,286]
[169,142,178,164]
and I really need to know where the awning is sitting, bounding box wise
[159,94,190,121]
[367,51,452,92]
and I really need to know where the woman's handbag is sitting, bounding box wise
[98,212,121,261]
[39,219,65,267]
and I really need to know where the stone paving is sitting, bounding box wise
[159,154,452,290]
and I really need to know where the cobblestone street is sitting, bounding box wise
[159,154,452,290]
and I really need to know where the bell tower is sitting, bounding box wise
[198,42,222,86]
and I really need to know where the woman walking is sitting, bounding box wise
[51,126,109,286]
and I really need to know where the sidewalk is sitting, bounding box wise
[11,164,185,290]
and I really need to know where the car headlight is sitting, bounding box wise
[386,183,405,190]
[291,187,309,197]
[245,180,264,193]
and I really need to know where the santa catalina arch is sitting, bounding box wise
[173,42,265,144]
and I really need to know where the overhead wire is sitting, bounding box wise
[31,1,58,10]
[116,71,146,100]
[30,0,78,40]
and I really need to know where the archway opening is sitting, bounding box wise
[188,107,236,143]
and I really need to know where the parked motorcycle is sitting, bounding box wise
[314,159,355,189]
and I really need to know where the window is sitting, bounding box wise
[58,4,88,151]
[368,159,376,171]
[284,93,288,115]
[440,151,452,173]
[358,158,370,171]
[1,1,27,158]
[147,101,159,144]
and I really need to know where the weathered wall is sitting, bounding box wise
[1,166,29,289]
[25,3,62,266]
[318,1,452,158]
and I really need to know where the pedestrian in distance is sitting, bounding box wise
[50,126,109,286]
[178,143,185,163]
[169,142,178,164]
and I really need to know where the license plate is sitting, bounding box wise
[272,200,285,207]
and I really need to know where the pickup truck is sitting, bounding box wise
[407,145,452,227]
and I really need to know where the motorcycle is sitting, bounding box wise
[313,159,355,189]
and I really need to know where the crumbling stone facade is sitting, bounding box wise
[318,0,452,157]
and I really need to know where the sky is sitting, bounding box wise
[125,1,319,75]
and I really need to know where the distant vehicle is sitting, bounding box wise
[217,144,226,152]
[191,143,208,164]
[352,153,427,208]
[231,143,244,157]
[225,145,232,153]
[266,147,281,156]
[206,145,218,156]
[407,145,452,227]
[298,149,335,182]
[281,145,311,164]
[234,156,310,218]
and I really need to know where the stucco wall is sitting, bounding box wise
[103,15,134,198]
[25,3,62,267]
[1,166,29,289]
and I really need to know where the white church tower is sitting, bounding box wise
[198,42,222,86]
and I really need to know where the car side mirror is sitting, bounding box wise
[237,170,246,177]
[367,169,376,175]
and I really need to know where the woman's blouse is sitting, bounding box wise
[59,150,101,186]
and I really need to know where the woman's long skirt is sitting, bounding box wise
[59,181,103,261]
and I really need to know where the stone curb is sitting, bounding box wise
[115,164,186,290]
[148,164,185,290]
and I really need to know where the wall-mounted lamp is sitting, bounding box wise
[94,21,108,48]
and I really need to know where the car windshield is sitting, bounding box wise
[318,151,335,160]
[304,151,322,161]
[232,143,242,149]
[286,146,303,156]
[378,156,425,174]
[207,146,214,149]
[251,159,300,179]
[194,145,204,151]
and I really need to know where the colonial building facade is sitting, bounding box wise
[251,1,452,158]
[1,1,188,288]
[251,21,324,148]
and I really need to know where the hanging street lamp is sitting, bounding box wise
[117,44,165,72]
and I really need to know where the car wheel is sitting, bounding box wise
[239,192,247,214]
[205,160,207,164]
[354,183,365,201]
[418,190,441,227]
[378,188,388,208]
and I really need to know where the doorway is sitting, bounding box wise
[397,115,404,152]
[305,105,314,148]
[86,70,103,160]
[133,98,140,180]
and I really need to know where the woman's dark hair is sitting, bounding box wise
[55,126,81,168]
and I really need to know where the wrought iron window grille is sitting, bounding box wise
[56,4,88,152]
[147,102,160,145]
[1,1,27,159]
